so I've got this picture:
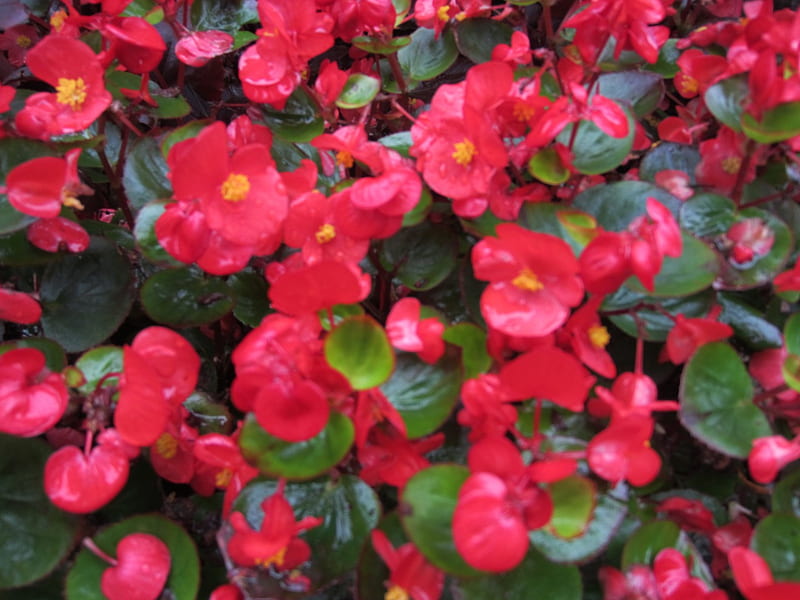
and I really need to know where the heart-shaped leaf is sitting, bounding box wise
[454,18,512,64]
[547,476,596,539]
[122,136,172,214]
[100,533,171,600]
[398,26,458,82]
[380,220,458,291]
[324,316,394,390]
[742,102,800,144]
[336,74,380,109]
[596,71,664,118]
[75,346,123,395]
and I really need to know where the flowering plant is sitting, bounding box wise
[3,0,800,598]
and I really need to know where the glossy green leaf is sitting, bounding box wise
[608,289,715,342]
[121,0,163,22]
[133,202,181,266]
[228,270,271,327]
[455,548,582,600]
[704,75,748,132]
[786,314,800,356]
[239,413,354,480]
[742,102,800,144]
[379,131,413,157]
[381,350,462,438]
[783,353,800,393]
[140,267,235,327]
[773,469,800,517]
[718,292,783,351]
[528,147,570,184]
[644,39,681,78]
[401,464,481,576]
[679,342,772,458]
[573,181,682,232]
[381,220,458,291]
[336,74,380,109]
[0,435,79,589]
[190,0,257,33]
[398,27,458,82]
[40,237,135,352]
[75,346,123,395]
[454,18,513,64]
[235,475,380,590]
[262,86,324,143]
[0,229,57,266]
[596,71,663,118]
[154,96,191,119]
[751,514,800,581]
[319,303,365,331]
[324,316,394,390]
[556,108,635,176]
[356,513,407,600]
[517,202,596,256]
[0,138,57,235]
[529,490,628,564]
[0,338,66,372]
[183,392,232,434]
[621,520,680,568]
[547,476,596,539]
[679,193,736,238]
[352,34,412,54]
[66,514,200,600]
[122,136,173,214]
[442,322,490,379]
[161,120,212,158]
[640,143,701,184]
[402,188,432,226]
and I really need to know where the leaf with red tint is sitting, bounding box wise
[101,533,171,600]
[27,216,89,253]
[500,346,595,412]
[44,444,129,513]
[268,260,370,316]
[452,472,529,573]
[0,288,41,324]
[175,30,233,67]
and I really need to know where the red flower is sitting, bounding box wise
[0,288,41,324]
[558,295,616,378]
[0,348,67,437]
[358,429,443,488]
[748,435,800,483]
[15,36,112,139]
[587,415,661,487]
[0,24,39,67]
[100,533,171,600]
[268,259,371,316]
[589,372,679,420]
[371,530,444,600]
[724,218,775,266]
[386,298,445,365]
[472,224,583,337]
[662,310,733,364]
[729,547,800,600]
[175,30,233,67]
[27,217,89,253]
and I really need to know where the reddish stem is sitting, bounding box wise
[83,537,117,566]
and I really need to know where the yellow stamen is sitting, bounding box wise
[50,10,67,32]
[437,5,450,20]
[220,173,250,202]
[385,585,410,600]
[451,139,476,166]
[588,324,610,349]
[56,77,87,111]
[512,268,544,292]
[454,11,467,21]
[155,433,178,459]
[335,150,354,168]
[255,546,287,569]
[16,35,32,49]
[315,223,336,244]
[513,102,535,122]
[681,76,699,95]
[61,190,84,211]
[721,156,741,175]
[215,468,233,489]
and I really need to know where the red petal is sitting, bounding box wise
[101,533,171,600]
[44,444,129,513]
[27,217,89,253]
[0,288,42,324]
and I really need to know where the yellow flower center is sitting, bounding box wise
[437,5,450,20]
[155,433,178,459]
[681,75,699,95]
[335,150,354,168]
[61,189,84,211]
[215,468,233,489]
[452,139,476,166]
[16,35,32,49]
[588,324,610,349]
[255,546,287,569]
[454,11,467,21]
[385,585,410,600]
[56,77,87,111]
[512,268,544,292]
[50,10,67,32]
[513,101,535,122]
[315,223,336,244]
[221,173,250,202]
[721,156,741,175]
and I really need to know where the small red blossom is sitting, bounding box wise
[0,24,39,66]
[386,298,445,364]
[371,530,444,600]
[100,533,171,600]
[662,310,733,365]
[587,414,661,487]
[589,372,679,420]
[724,218,775,266]
[27,217,90,253]
[359,429,444,488]
[558,295,616,378]
[0,287,41,324]
[729,547,800,600]
[748,434,800,483]
[268,259,371,316]
[175,30,233,66]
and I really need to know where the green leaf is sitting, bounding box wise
[122,136,173,214]
[455,548,582,599]
[239,413,354,480]
[161,120,212,158]
[679,342,772,458]
[742,101,800,144]
[547,476,596,539]
[401,464,482,576]
[319,303,365,331]
[679,193,736,238]
[133,202,182,266]
[0,138,57,235]
[190,0,257,33]
[529,490,627,564]
[402,187,432,226]
[324,316,394,390]
[557,108,635,175]
[234,476,380,590]
[0,229,56,266]
[644,38,681,78]
[228,270,271,327]
[596,71,664,118]
[454,18,513,64]
[718,292,783,351]
[442,323,490,379]
[153,96,191,119]
[751,514,800,582]
[621,520,679,568]
[528,147,570,184]
[704,75,748,132]
[183,392,232,434]
[121,0,163,22]
[381,350,462,438]
[380,220,458,291]
[787,314,800,356]
[40,237,135,353]
[0,435,79,590]
[773,469,800,517]
[352,35,412,55]
[608,289,715,342]
[0,338,66,372]
[140,267,235,327]
[355,513,406,600]
[573,181,682,232]
[336,74,380,109]
[398,27,458,82]
[262,86,324,143]
[517,202,597,256]
[75,346,123,395]
[640,143,701,184]
[66,514,200,600]
[379,131,413,157]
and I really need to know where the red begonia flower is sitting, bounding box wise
[590,372,679,420]
[386,298,445,365]
[131,326,200,405]
[748,435,800,483]
[587,415,661,487]
[0,288,41,324]
[0,348,67,436]
[371,530,444,600]
[729,546,800,600]
[27,217,90,253]
[100,533,171,600]
[0,24,39,67]
[662,312,733,364]
[653,548,728,600]
[102,17,166,74]
[210,584,244,600]
[115,346,170,447]
[175,30,233,67]
[254,377,330,442]
[558,295,616,378]
[358,429,443,489]
[268,259,371,316]
[656,497,717,533]
[725,218,775,266]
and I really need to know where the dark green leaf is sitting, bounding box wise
[608,289,715,342]
[751,514,800,581]
[140,267,235,327]
[65,514,200,600]
[161,120,213,157]
[398,27,458,82]
[679,342,772,458]
[191,0,257,33]
[183,392,233,434]
[596,71,664,118]
[704,75,748,132]
[644,39,681,78]
[718,292,783,351]
[454,18,513,64]
[621,520,679,568]
[40,237,135,352]
[0,435,79,590]
[0,229,57,266]
[336,74,380,109]
[133,202,182,266]
[122,136,173,214]
[352,35,412,54]
[556,108,635,176]
[742,102,800,144]
[381,220,458,291]
[573,181,681,231]
[262,86,324,143]
[442,323,490,379]
[228,270,270,327]
[324,316,394,390]
[402,188,432,226]
[640,143,701,184]
[239,413,354,480]
[679,193,736,238]
[0,338,66,372]
[75,346,123,395]
[773,468,800,517]
[154,96,192,119]
[379,131,413,157]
